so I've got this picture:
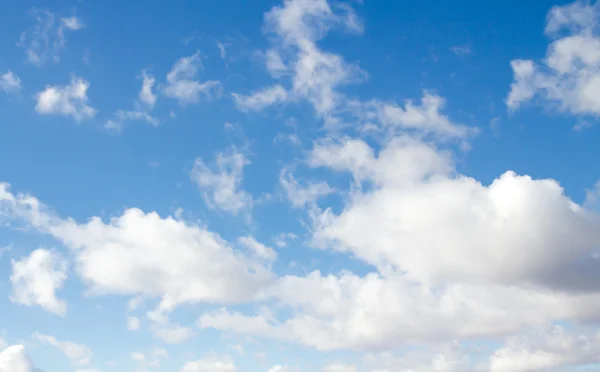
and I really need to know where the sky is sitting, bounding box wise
[1,0,600,371]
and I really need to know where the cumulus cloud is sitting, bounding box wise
[0,345,41,372]
[33,333,92,366]
[0,71,22,95]
[127,316,140,331]
[190,147,253,215]
[10,249,68,316]
[131,348,168,370]
[180,357,236,372]
[232,85,288,111]
[0,182,272,320]
[163,52,220,104]
[279,168,333,207]
[35,76,96,122]
[507,0,600,116]
[19,9,83,65]
[237,235,277,262]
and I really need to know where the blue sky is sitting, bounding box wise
[2,0,600,371]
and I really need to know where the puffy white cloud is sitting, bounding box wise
[268,365,290,372]
[0,182,272,319]
[180,357,236,372]
[233,0,365,118]
[127,316,140,331]
[33,333,91,366]
[232,85,288,111]
[163,52,220,104]
[10,249,68,316]
[507,0,600,116]
[139,71,157,108]
[190,147,253,215]
[18,9,83,65]
[0,71,21,94]
[279,168,333,207]
[0,345,41,372]
[237,235,277,261]
[35,76,96,122]
[489,326,600,372]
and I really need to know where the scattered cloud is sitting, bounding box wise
[127,316,141,331]
[35,76,96,122]
[33,333,92,366]
[180,356,236,372]
[139,71,157,108]
[279,168,333,207]
[18,9,84,65]
[232,85,288,111]
[0,71,22,95]
[450,45,472,55]
[507,1,600,116]
[10,249,68,316]
[237,235,277,261]
[190,147,253,215]
[0,344,40,372]
[163,52,220,104]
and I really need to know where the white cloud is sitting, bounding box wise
[0,345,40,372]
[0,182,272,318]
[273,232,298,248]
[127,316,140,331]
[190,147,253,215]
[19,9,83,65]
[450,45,471,56]
[237,235,277,261]
[268,365,290,372]
[150,323,194,344]
[139,71,157,108]
[233,0,366,118]
[232,85,288,111]
[321,362,357,372]
[105,110,159,133]
[279,168,333,207]
[0,71,22,94]
[362,344,471,372]
[10,249,68,316]
[131,348,168,370]
[35,76,96,122]
[163,52,220,104]
[33,333,91,366]
[507,0,600,116]
[490,326,600,372]
[180,357,236,372]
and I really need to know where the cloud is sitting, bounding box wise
[232,0,366,118]
[232,85,288,111]
[163,52,220,104]
[237,235,277,261]
[0,345,41,372]
[104,110,159,133]
[131,348,168,370]
[279,168,333,207]
[180,357,236,372]
[0,71,22,94]
[18,9,83,65]
[139,71,157,108]
[10,249,68,316]
[450,45,471,56]
[507,0,600,116]
[0,182,272,319]
[33,333,92,366]
[127,316,140,331]
[321,362,357,372]
[190,147,253,215]
[35,76,96,122]
[490,325,600,372]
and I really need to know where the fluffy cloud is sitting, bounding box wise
[489,326,600,372]
[507,1,600,116]
[321,362,357,372]
[163,52,220,104]
[0,183,272,318]
[18,9,83,65]
[33,333,92,366]
[131,348,168,370]
[35,76,96,122]
[180,357,236,372]
[104,110,159,133]
[0,71,21,94]
[127,316,141,331]
[10,249,68,316]
[190,147,253,215]
[0,345,41,372]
